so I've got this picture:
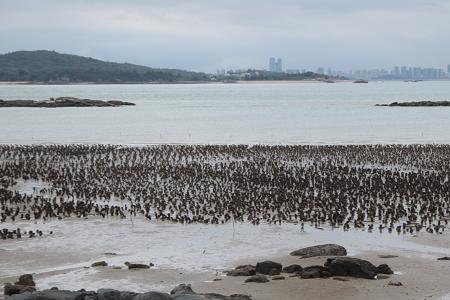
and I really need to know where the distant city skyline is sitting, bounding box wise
[220,57,450,80]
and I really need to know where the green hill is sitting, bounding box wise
[0,50,210,83]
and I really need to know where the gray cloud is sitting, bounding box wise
[1,0,449,72]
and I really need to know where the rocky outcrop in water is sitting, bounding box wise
[376,101,450,107]
[0,97,135,108]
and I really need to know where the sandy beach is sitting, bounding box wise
[1,215,450,299]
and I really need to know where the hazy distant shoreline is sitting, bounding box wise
[0,79,354,85]
[2,79,449,85]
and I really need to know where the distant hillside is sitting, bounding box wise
[0,50,210,83]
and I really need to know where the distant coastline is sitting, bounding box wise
[0,79,355,85]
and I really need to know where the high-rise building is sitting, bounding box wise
[276,58,283,72]
[269,57,283,72]
[317,67,325,75]
[393,66,400,77]
[448,64,450,77]
[269,57,276,72]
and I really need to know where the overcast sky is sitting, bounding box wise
[1,0,450,72]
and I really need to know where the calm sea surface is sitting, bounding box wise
[0,81,449,144]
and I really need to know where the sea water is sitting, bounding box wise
[0,81,449,144]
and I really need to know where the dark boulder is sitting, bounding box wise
[15,274,36,287]
[300,265,327,279]
[290,244,347,258]
[325,257,377,279]
[268,269,280,276]
[300,269,321,279]
[124,262,150,269]
[171,284,196,295]
[92,261,108,267]
[97,289,137,300]
[133,292,172,300]
[244,275,269,283]
[6,289,95,300]
[255,261,282,275]
[282,264,303,274]
[437,257,450,260]
[376,264,393,275]
[4,284,36,296]
[226,265,256,277]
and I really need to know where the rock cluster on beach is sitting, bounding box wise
[376,100,450,107]
[3,244,399,299]
[0,97,135,107]
[227,245,394,282]
[4,276,252,300]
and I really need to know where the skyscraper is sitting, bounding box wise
[276,58,282,72]
[269,57,276,72]
[269,57,283,72]
[448,64,450,77]
[393,66,400,77]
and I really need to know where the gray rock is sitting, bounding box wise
[300,269,321,279]
[92,261,108,267]
[15,275,36,287]
[378,255,398,259]
[173,295,226,300]
[379,101,450,107]
[271,275,285,280]
[4,284,36,296]
[376,264,393,275]
[290,244,347,258]
[170,296,211,300]
[6,289,95,300]
[268,269,280,276]
[244,275,269,283]
[437,256,450,260]
[133,292,172,300]
[282,264,303,274]
[325,257,378,279]
[98,288,137,300]
[226,265,256,277]
[255,261,282,275]
[0,97,136,108]
[124,262,150,269]
[388,281,403,286]
[170,284,196,295]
